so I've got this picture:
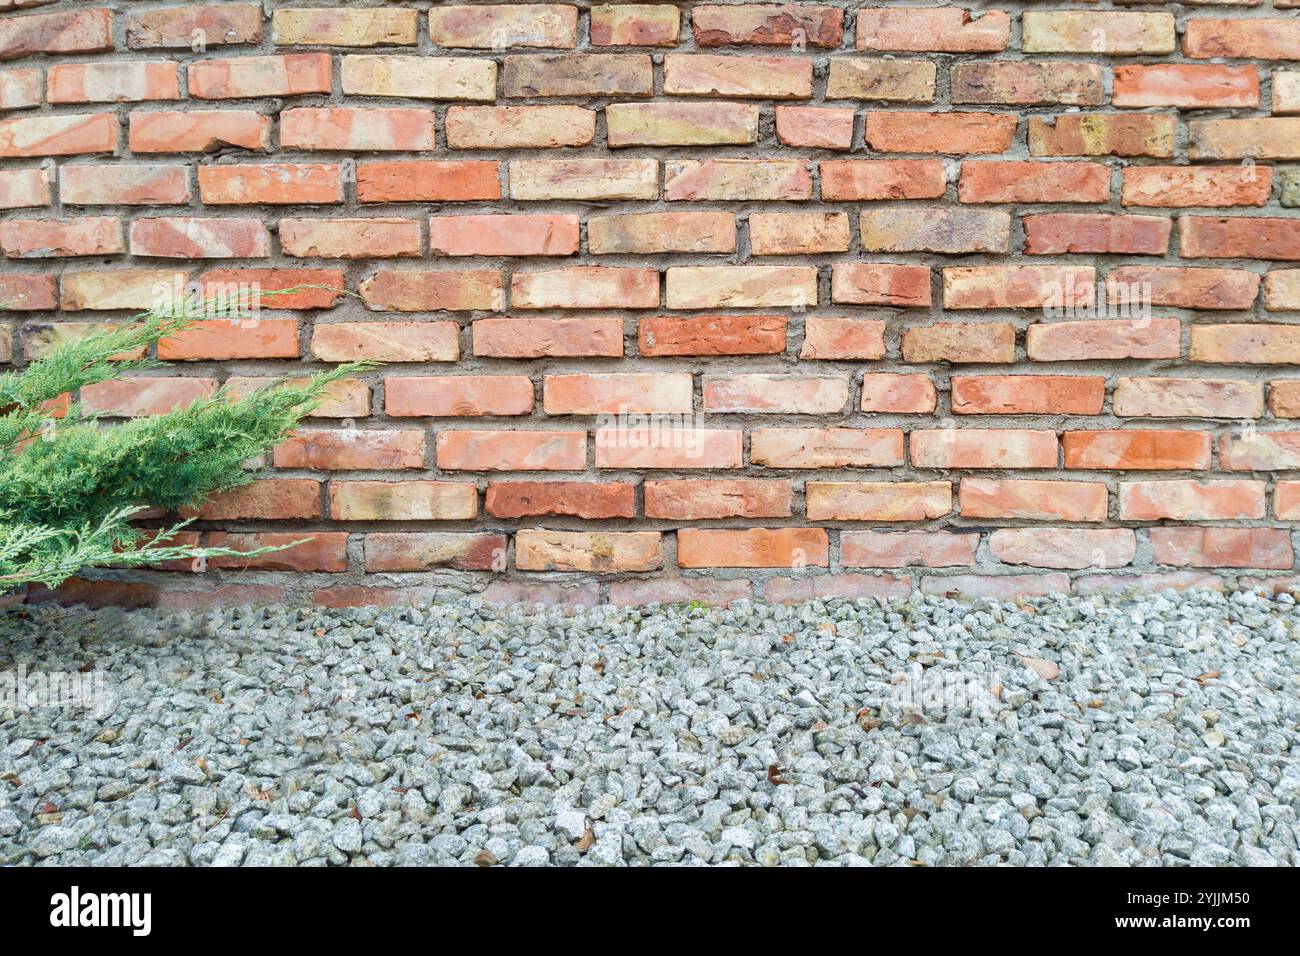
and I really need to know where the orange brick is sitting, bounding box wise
[429,214,578,257]
[820,160,945,200]
[591,5,679,47]
[223,376,369,419]
[47,61,179,104]
[1029,114,1174,158]
[0,216,122,258]
[543,372,691,414]
[281,218,421,259]
[775,107,854,150]
[473,315,623,358]
[198,163,342,205]
[1113,64,1259,110]
[129,217,270,258]
[207,533,349,573]
[437,430,586,471]
[486,481,636,519]
[280,107,434,151]
[595,428,741,469]
[1026,320,1181,362]
[692,4,843,48]
[677,528,828,569]
[1151,527,1294,570]
[387,376,535,417]
[1191,325,1300,364]
[959,161,1110,204]
[200,268,344,311]
[509,158,657,201]
[190,53,332,100]
[0,112,117,157]
[0,9,112,59]
[1064,430,1212,471]
[0,167,51,209]
[806,481,950,521]
[1120,479,1265,521]
[445,106,595,149]
[750,428,904,468]
[704,375,847,414]
[960,478,1107,522]
[990,529,1136,571]
[312,322,459,363]
[643,479,791,520]
[856,8,1008,52]
[516,530,662,572]
[60,164,189,206]
[1183,19,1300,60]
[1121,166,1272,208]
[80,376,216,417]
[1113,378,1264,419]
[639,314,785,356]
[830,263,931,307]
[363,533,505,572]
[951,375,1105,415]
[128,110,268,153]
[1188,118,1300,161]
[665,159,811,201]
[860,373,936,413]
[1220,431,1300,471]
[911,429,1057,469]
[800,317,885,361]
[158,320,297,361]
[944,265,1095,310]
[865,111,1016,154]
[1107,266,1259,311]
[126,5,263,50]
[1181,217,1300,261]
[841,531,977,568]
[358,160,500,202]
[273,430,425,470]
[1023,214,1170,256]
[185,479,322,520]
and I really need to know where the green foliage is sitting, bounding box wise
[0,294,372,593]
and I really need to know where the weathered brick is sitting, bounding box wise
[437,430,586,471]
[911,429,1057,469]
[750,428,904,468]
[273,429,425,471]
[619,579,756,607]
[1031,113,1174,159]
[201,268,344,310]
[1277,71,1300,115]
[0,274,55,311]
[312,322,458,363]
[446,105,595,149]
[860,373,936,413]
[516,530,662,572]
[59,164,188,206]
[360,269,503,312]
[1191,325,1300,364]
[665,159,811,201]
[281,107,434,152]
[428,213,579,257]
[820,159,946,200]
[486,481,636,519]
[643,479,791,520]
[943,265,1095,310]
[594,428,741,469]
[158,319,297,360]
[190,53,332,100]
[1270,379,1300,418]
[509,158,656,201]
[543,372,691,414]
[806,481,950,521]
[1221,430,1300,470]
[59,269,183,311]
[126,5,263,50]
[589,211,734,254]
[129,217,270,258]
[513,266,658,310]
[1112,64,1259,109]
[0,216,122,258]
[1113,378,1264,419]
[951,375,1105,416]
[856,8,1008,53]
[342,55,496,101]
[22,321,148,361]
[1107,267,1259,311]
[865,111,1016,153]
[363,533,505,572]
[639,314,785,356]
[129,110,268,153]
[281,218,421,259]
[990,529,1136,571]
[825,59,935,103]
[901,322,1014,364]
[606,102,759,146]
[800,317,885,361]
[387,375,535,417]
[704,375,847,414]
[958,161,1110,204]
[1022,11,1175,56]
[506,54,650,97]
[0,166,50,209]
[1183,19,1300,61]
[1026,320,1182,362]
[198,164,342,205]
[80,376,216,416]
[329,481,478,522]
[1060,429,1211,470]
[358,160,500,203]
[1151,527,1294,570]
[1265,270,1300,311]
[1121,166,1272,208]
[677,528,828,569]
[841,531,977,569]
[951,62,1103,106]
[1276,483,1300,520]
[1189,118,1300,160]
[480,581,598,607]
[666,266,815,310]
[48,61,180,104]
[766,575,911,604]
[750,212,849,254]
[1120,480,1265,521]
[775,107,854,150]
[0,112,117,157]
[667,54,812,99]
[473,315,623,358]
[691,5,843,48]
[0,8,112,60]
[1181,217,1300,261]
[859,208,1009,255]
[1076,572,1226,597]
[1023,214,1170,256]
[590,5,679,47]
[959,478,1107,522]
[271,8,418,47]
[429,5,578,49]
[831,263,931,307]
[207,533,349,573]
[225,375,368,418]
[185,479,322,521]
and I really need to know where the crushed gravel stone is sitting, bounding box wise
[1,588,1298,866]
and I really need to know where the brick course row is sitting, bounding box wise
[4,1,1300,608]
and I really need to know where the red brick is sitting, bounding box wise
[639,314,785,356]
[1113,64,1259,110]
[544,372,691,414]
[1191,325,1300,364]
[951,375,1105,415]
[959,478,1107,522]
[958,161,1110,204]
[859,208,1009,255]
[1151,527,1293,569]
[59,164,188,206]
[860,373,936,413]
[127,5,263,50]
[0,216,122,258]
[273,429,425,471]
[387,376,535,417]
[865,111,1016,154]
[806,481,950,521]
[437,430,586,471]
[280,108,435,152]
[429,5,578,49]
[80,376,216,416]
[856,8,1008,53]
[197,163,341,206]
[1183,19,1300,61]
[445,106,595,149]
[666,53,812,99]
[428,214,578,257]
[830,263,931,307]
[0,166,50,209]
[158,319,297,360]
[595,428,741,469]
[1220,431,1300,471]
[1029,114,1175,159]
[48,60,179,104]
[912,429,1057,470]
[360,270,503,312]
[704,375,847,414]
[990,529,1136,571]
[1121,166,1271,208]
[1107,267,1259,311]
[486,481,636,519]
[129,110,268,153]
[841,530,977,569]
[750,428,904,469]
[200,268,345,311]
[357,160,500,203]
[1064,430,1212,471]
[0,8,112,59]
[223,376,369,419]
[775,107,854,150]
[1026,320,1181,362]
[1121,480,1265,521]
[189,53,332,100]
[643,479,791,520]
[800,317,885,361]
[1113,378,1263,419]
[0,112,117,157]
[185,479,322,520]
[901,322,1015,364]
[363,533,505,572]
[665,159,811,201]
[614,579,755,607]
[820,160,945,200]
[1023,214,1170,256]
[329,481,477,521]
[677,528,828,569]
[750,212,850,255]
[281,218,421,259]
[130,217,269,258]
[951,62,1103,106]
[591,5,679,47]
[473,316,623,358]
[1181,217,1300,261]
[516,530,662,572]
[1276,483,1300,521]
[312,322,459,363]
[944,265,1095,310]
[207,533,349,573]
[691,4,843,48]
[1188,118,1300,161]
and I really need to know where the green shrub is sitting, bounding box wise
[0,297,368,594]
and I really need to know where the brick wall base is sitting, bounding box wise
[3,2,1300,609]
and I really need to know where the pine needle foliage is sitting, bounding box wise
[0,293,373,593]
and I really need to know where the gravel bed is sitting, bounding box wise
[1,588,1298,866]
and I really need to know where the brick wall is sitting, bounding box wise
[3,1,1300,610]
